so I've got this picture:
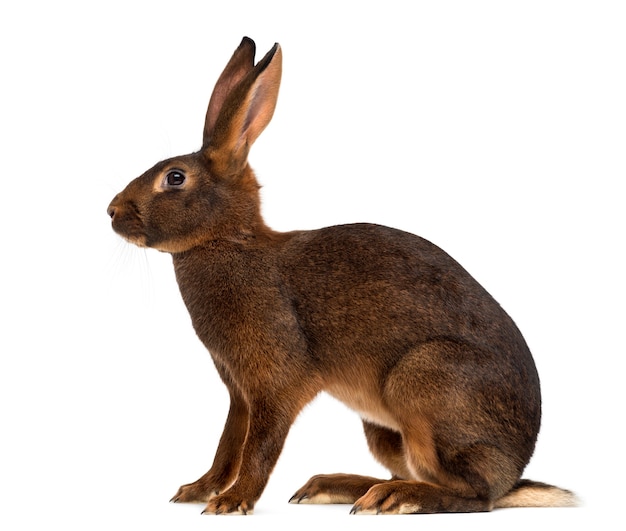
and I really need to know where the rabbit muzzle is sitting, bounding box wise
[107,195,148,248]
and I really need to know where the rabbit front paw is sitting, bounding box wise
[201,493,254,515]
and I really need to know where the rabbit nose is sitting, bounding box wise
[108,194,121,219]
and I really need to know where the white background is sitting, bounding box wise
[1,1,624,530]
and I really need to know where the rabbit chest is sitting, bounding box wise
[171,240,313,390]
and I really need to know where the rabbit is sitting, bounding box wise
[107,37,577,515]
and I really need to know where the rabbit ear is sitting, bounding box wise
[203,37,257,146]
[202,41,282,174]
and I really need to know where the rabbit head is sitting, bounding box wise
[107,37,282,253]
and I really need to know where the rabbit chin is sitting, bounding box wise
[114,227,188,253]
[117,231,175,253]
[115,232,148,249]
[134,235,203,254]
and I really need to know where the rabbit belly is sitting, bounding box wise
[325,383,401,432]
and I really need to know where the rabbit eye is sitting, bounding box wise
[165,170,186,187]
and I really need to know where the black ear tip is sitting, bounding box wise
[264,42,281,63]
[238,36,256,59]
[241,36,256,49]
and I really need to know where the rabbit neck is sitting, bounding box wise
[205,165,276,244]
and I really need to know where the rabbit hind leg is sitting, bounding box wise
[352,341,521,514]
[352,421,504,513]
[362,420,413,479]
[352,438,523,514]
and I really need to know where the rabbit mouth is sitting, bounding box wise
[108,202,148,247]
[113,222,148,248]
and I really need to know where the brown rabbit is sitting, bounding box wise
[108,37,577,515]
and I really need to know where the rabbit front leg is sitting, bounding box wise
[202,392,313,515]
[171,385,249,503]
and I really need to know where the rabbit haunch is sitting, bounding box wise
[108,37,576,515]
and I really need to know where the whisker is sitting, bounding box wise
[107,238,155,303]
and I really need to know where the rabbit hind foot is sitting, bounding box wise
[289,473,386,505]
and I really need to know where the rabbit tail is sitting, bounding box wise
[494,480,578,509]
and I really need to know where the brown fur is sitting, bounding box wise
[107,37,576,515]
